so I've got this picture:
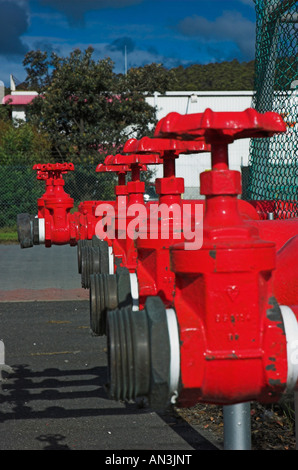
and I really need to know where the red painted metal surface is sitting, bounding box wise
[124,136,209,308]
[33,163,74,219]
[122,133,289,311]
[154,109,297,405]
[33,163,76,246]
[154,108,287,141]
[103,152,161,272]
[273,235,298,306]
[33,161,128,247]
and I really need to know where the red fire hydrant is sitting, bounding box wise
[17,157,138,252]
[89,150,163,333]
[124,136,273,310]
[95,151,161,272]
[125,136,210,310]
[79,161,132,288]
[90,133,268,334]
[106,108,298,409]
[89,136,212,334]
[17,163,76,248]
[17,162,98,248]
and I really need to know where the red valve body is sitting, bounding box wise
[94,154,158,272]
[34,161,132,248]
[171,221,287,406]
[124,138,206,308]
[155,109,297,405]
[128,137,267,310]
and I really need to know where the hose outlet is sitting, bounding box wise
[77,239,92,273]
[81,238,110,288]
[106,296,180,409]
[17,213,34,248]
[90,267,132,335]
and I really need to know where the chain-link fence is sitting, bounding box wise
[0,164,158,229]
[0,164,119,228]
[246,0,298,217]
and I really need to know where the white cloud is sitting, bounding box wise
[0,0,30,55]
[176,10,255,60]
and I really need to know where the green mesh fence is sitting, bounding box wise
[0,164,155,229]
[246,0,298,217]
[0,165,117,228]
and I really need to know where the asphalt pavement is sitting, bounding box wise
[0,243,221,453]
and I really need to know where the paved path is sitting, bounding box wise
[0,243,222,452]
[0,244,88,301]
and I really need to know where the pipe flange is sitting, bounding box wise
[280,305,298,392]
[81,239,110,288]
[107,296,180,409]
[89,267,132,336]
[107,305,151,401]
[89,272,119,335]
[116,267,133,308]
[98,239,109,274]
[17,213,34,248]
[77,239,92,274]
[146,297,180,409]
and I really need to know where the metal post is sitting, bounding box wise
[223,403,251,450]
[295,392,298,450]
[124,45,127,75]
[0,340,13,380]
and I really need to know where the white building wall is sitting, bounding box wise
[145,91,254,198]
[9,91,39,122]
[12,105,26,121]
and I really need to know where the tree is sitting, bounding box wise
[0,108,52,227]
[0,118,51,165]
[122,63,178,93]
[24,47,158,164]
[170,60,255,91]
[23,50,52,92]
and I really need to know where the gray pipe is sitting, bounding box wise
[223,403,251,450]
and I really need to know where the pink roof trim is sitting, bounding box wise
[2,94,38,106]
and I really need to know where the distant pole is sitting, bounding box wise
[0,80,4,104]
[125,46,127,75]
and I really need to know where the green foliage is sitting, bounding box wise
[0,165,44,227]
[0,103,11,122]
[23,49,52,92]
[0,226,18,243]
[23,50,256,166]
[0,114,52,227]
[24,47,158,164]
[0,120,52,165]
[170,60,255,91]
[122,63,179,93]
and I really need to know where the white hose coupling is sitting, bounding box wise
[280,305,298,392]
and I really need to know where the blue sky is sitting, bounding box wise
[0,0,256,87]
